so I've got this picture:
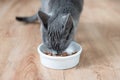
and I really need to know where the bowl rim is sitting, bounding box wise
[37,43,82,60]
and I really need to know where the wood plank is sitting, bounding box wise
[64,0,120,80]
[0,0,120,80]
[0,0,64,80]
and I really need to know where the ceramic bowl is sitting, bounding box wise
[37,41,82,70]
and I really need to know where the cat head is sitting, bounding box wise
[38,11,74,53]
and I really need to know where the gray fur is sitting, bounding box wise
[39,0,84,53]
[16,13,38,23]
[16,0,84,54]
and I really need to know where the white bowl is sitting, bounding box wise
[37,41,82,70]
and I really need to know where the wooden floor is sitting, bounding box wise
[0,0,120,80]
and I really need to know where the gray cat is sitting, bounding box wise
[16,0,84,54]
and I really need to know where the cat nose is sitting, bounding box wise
[56,48,65,53]
[53,47,62,53]
[56,50,63,54]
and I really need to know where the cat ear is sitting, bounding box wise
[64,14,73,33]
[38,11,50,30]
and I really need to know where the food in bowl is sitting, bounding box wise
[38,41,82,69]
[44,51,77,57]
